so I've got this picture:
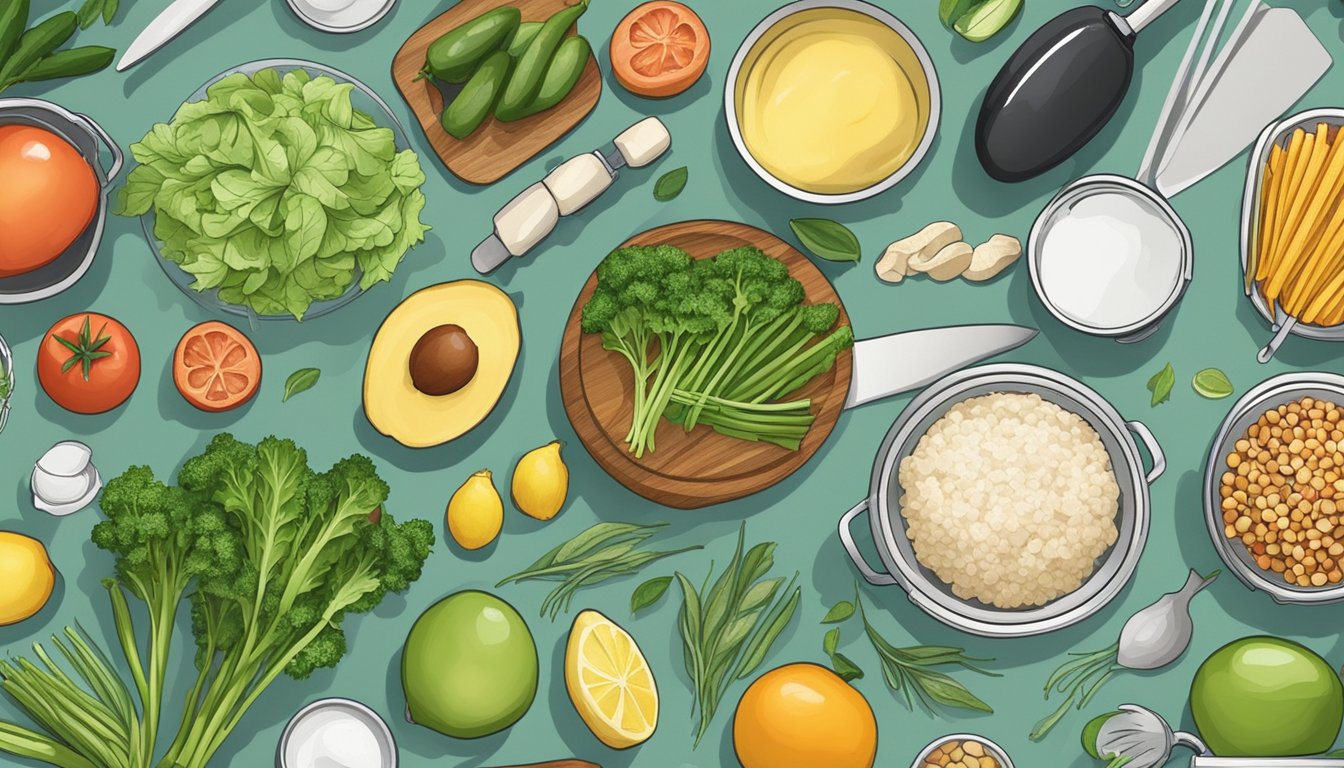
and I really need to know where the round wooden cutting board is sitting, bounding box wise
[559,220,853,509]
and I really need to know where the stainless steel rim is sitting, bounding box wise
[276,698,397,768]
[0,99,116,304]
[865,364,1153,637]
[1028,173,1193,339]
[909,734,1015,768]
[1203,372,1344,604]
[1239,108,1344,341]
[285,0,395,33]
[723,0,941,205]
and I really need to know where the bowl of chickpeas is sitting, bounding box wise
[1205,372,1344,603]
[911,734,1013,768]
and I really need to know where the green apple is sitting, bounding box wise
[402,590,538,739]
[1191,636,1343,756]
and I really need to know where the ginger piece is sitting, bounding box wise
[876,222,961,283]
[963,234,1022,282]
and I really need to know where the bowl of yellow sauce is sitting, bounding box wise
[726,0,940,204]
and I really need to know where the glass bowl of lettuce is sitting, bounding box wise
[118,59,430,322]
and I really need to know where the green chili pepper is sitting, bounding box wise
[0,11,78,87]
[0,0,30,66]
[421,6,519,84]
[500,34,589,123]
[441,49,511,139]
[19,45,113,83]
[495,0,589,122]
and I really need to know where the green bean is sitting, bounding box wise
[19,45,113,82]
[495,0,589,121]
[0,0,29,65]
[0,11,77,86]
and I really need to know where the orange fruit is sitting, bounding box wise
[173,321,261,412]
[610,1,710,99]
[733,663,877,768]
[0,125,98,277]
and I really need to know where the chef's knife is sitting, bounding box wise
[117,0,222,72]
[844,324,1037,409]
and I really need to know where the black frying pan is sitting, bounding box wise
[975,0,1184,183]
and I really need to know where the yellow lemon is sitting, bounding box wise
[511,441,568,521]
[565,609,657,749]
[446,469,503,550]
[0,531,55,625]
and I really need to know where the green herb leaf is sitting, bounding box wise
[953,0,1024,42]
[823,626,841,655]
[1192,368,1233,399]
[821,598,854,624]
[76,0,101,30]
[630,576,671,614]
[856,595,995,714]
[790,218,862,263]
[1147,362,1174,407]
[653,166,688,201]
[282,368,321,402]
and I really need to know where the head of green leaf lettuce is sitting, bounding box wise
[115,68,431,320]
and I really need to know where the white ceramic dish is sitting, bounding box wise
[286,0,395,33]
[276,698,397,768]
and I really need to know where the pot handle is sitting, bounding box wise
[72,112,123,183]
[1127,420,1166,484]
[839,499,897,586]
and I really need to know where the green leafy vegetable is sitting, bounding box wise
[631,575,672,614]
[76,0,119,29]
[1193,368,1233,399]
[1147,363,1174,406]
[822,627,864,682]
[115,69,431,319]
[283,367,321,401]
[581,245,854,457]
[789,218,862,263]
[857,596,997,714]
[675,525,800,746]
[499,522,700,620]
[0,434,435,768]
[952,0,1024,42]
[654,166,688,201]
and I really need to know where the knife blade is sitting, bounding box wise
[843,324,1037,409]
[117,0,222,72]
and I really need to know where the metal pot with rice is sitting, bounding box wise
[839,364,1163,637]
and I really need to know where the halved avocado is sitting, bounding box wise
[363,281,519,448]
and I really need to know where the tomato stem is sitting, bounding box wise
[53,315,112,381]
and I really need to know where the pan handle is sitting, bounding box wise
[839,499,897,586]
[72,112,123,183]
[1127,420,1166,485]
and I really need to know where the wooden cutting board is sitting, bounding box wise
[391,0,602,185]
[559,221,853,509]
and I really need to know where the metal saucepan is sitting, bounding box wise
[1203,371,1344,605]
[839,363,1163,637]
[0,99,122,304]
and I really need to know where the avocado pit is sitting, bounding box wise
[409,324,479,396]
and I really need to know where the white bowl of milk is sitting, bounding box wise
[1028,175,1193,342]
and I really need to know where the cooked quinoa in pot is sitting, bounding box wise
[898,392,1121,609]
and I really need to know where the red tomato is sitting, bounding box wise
[172,321,261,412]
[38,313,140,414]
[0,125,98,277]
[610,2,710,99]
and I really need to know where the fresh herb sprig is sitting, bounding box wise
[498,522,700,620]
[675,524,801,746]
[857,596,997,713]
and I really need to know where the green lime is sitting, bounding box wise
[1193,368,1233,399]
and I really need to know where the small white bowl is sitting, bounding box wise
[286,0,394,33]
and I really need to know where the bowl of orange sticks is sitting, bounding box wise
[1241,108,1344,363]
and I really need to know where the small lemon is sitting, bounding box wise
[512,441,569,521]
[0,532,55,625]
[565,609,657,748]
[447,470,503,550]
